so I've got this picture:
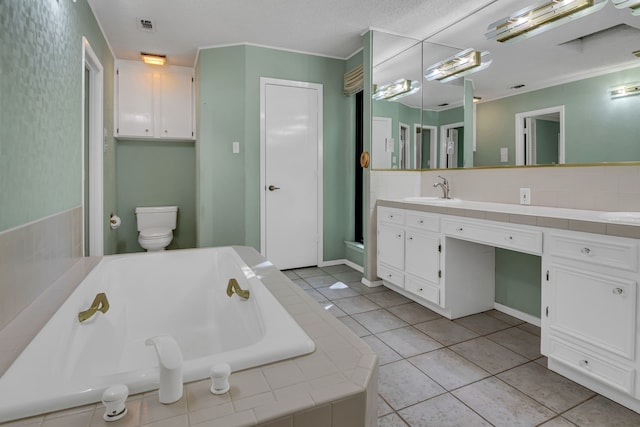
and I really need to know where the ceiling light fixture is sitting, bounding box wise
[633,50,640,58]
[372,79,420,101]
[611,82,640,98]
[612,0,640,15]
[140,52,166,66]
[485,0,608,44]
[424,48,492,83]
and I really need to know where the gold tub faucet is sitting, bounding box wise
[78,292,110,323]
[226,278,250,300]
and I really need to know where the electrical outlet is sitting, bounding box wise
[520,188,531,205]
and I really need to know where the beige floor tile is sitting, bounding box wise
[497,362,595,413]
[303,288,328,303]
[414,318,478,346]
[319,301,348,317]
[518,323,542,337]
[563,395,640,427]
[292,267,325,278]
[450,337,528,374]
[453,377,555,427]
[487,327,541,360]
[305,275,341,288]
[387,302,441,324]
[365,290,412,308]
[361,335,403,366]
[331,271,363,283]
[333,296,381,315]
[398,393,492,426]
[409,348,490,391]
[454,313,512,335]
[484,309,525,326]
[378,395,394,417]
[316,284,359,300]
[376,326,442,358]
[321,265,356,274]
[377,412,409,426]
[337,316,371,337]
[347,281,387,295]
[352,309,408,334]
[537,417,578,427]
[378,360,446,410]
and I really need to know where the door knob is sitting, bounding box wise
[268,185,280,191]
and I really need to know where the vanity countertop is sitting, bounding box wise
[377,197,640,239]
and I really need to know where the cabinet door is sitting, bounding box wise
[159,71,193,139]
[117,65,155,137]
[405,231,439,284]
[377,224,404,270]
[546,263,637,360]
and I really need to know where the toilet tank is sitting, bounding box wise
[135,206,178,231]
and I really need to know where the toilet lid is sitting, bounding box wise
[140,227,172,239]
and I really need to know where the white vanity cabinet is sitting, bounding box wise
[377,207,441,305]
[542,230,640,400]
[115,60,195,140]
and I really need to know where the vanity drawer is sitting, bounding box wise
[405,211,439,232]
[377,263,404,288]
[378,207,405,225]
[443,219,543,255]
[546,233,639,272]
[405,275,439,306]
[549,338,635,395]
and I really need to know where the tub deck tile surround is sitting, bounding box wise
[0,246,377,426]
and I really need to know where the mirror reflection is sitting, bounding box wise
[371,0,640,169]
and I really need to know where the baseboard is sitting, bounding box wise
[494,302,541,327]
[361,277,383,288]
[319,258,364,273]
[344,259,364,273]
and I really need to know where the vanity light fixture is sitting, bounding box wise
[610,82,640,98]
[372,79,420,101]
[485,0,608,44]
[424,48,492,83]
[140,52,167,66]
[612,0,640,15]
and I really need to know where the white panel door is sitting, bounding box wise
[372,117,392,169]
[263,81,320,270]
[159,69,193,139]
[117,62,154,138]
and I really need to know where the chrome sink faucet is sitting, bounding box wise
[433,175,451,199]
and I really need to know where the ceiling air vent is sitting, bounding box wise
[137,18,155,32]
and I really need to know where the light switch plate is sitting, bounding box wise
[232,141,240,154]
[520,188,531,205]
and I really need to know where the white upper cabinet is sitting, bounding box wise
[115,60,194,140]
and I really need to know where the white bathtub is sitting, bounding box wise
[0,247,315,422]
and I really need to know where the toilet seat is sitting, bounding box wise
[139,227,172,240]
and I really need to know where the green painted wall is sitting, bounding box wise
[476,66,640,166]
[116,140,196,253]
[495,249,541,318]
[197,45,351,261]
[536,119,560,165]
[0,0,116,253]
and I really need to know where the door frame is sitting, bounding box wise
[399,122,409,169]
[414,124,438,169]
[372,116,393,169]
[515,105,565,166]
[259,77,324,266]
[440,122,463,168]
[82,37,104,256]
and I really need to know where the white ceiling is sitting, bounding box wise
[87,0,496,65]
[88,0,640,109]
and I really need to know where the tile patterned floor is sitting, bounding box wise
[284,265,640,427]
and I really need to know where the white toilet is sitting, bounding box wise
[135,206,178,252]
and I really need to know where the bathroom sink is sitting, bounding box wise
[598,212,640,225]
[403,196,462,204]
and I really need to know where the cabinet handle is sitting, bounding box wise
[579,359,589,368]
[612,287,624,296]
[581,247,591,255]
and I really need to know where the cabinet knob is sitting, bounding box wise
[397,234,402,238]
[164,130,168,133]
[457,227,464,232]
[418,220,424,224]
[581,247,591,255]
[418,288,423,292]
[579,359,589,368]
[506,235,514,241]
[408,236,414,241]
[145,129,149,132]
[389,215,394,219]
[612,287,624,296]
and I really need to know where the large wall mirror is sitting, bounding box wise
[371,0,640,170]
